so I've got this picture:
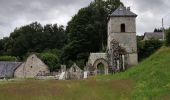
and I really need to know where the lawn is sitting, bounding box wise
[0,79,133,100]
[0,47,170,100]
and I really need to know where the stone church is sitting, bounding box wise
[87,5,138,75]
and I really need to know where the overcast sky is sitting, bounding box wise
[0,0,170,39]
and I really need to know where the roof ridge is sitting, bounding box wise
[110,5,137,17]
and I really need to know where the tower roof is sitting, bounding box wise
[110,5,137,17]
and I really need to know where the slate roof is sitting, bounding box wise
[0,62,22,78]
[110,5,137,17]
[144,32,163,40]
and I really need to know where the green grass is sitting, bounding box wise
[0,79,133,100]
[0,47,170,100]
[96,47,170,100]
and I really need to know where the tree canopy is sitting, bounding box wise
[62,0,122,67]
[0,22,66,59]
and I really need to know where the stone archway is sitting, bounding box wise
[93,58,109,75]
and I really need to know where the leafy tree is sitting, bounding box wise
[62,0,122,68]
[3,22,66,60]
[154,28,162,32]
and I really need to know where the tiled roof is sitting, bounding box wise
[110,5,137,17]
[144,32,163,40]
[0,62,22,78]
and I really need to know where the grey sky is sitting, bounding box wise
[0,0,170,39]
[121,0,170,35]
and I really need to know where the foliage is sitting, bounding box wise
[0,37,9,55]
[0,56,17,61]
[97,63,104,69]
[0,22,66,59]
[38,52,60,71]
[137,39,163,61]
[165,28,170,46]
[154,28,162,32]
[62,0,122,67]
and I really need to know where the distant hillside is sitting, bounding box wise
[97,47,170,99]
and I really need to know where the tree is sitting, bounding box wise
[154,28,162,32]
[3,22,66,60]
[62,0,122,68]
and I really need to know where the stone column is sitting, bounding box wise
[122,55,125,71]
[61,65,66,72]
[117,60,120,71]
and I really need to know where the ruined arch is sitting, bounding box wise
[93,58,109,75]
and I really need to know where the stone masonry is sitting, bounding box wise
[87,5,138,74]
[14,54,50,78]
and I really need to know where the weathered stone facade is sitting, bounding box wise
[87,53,109,75]
[14,54,50,78]
[67,63,83,80]
[107,17,138,66]
[87,5,138,74]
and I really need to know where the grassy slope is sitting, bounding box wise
[0,47,170,100]
[96,47,170,99]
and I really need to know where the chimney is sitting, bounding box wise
[127,7,130,11]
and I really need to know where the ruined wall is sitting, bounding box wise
[14,54,50,78]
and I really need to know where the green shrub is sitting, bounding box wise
[38,52,60,71]
[138,39,163,61]
[0,56,17,61]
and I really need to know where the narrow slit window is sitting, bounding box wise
[121,24,125,32]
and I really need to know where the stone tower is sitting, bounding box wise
[107,5,138,66]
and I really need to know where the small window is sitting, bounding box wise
[30,66,33,68]
[121,24,125,32]
[73,67,76,72]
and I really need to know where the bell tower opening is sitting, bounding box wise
[121,23,125,32]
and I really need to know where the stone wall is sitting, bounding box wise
[108,17,136,34]
[108,33,137,53]
[88,53,108,66]
[107,16,138,66]
[14,54,50,78]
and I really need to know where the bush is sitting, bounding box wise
[0,56,17,61]
[38,52,60,72]
[138,39,163,61]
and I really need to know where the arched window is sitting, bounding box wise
[121,24,125,32]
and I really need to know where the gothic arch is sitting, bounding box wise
[93,58,109,75]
